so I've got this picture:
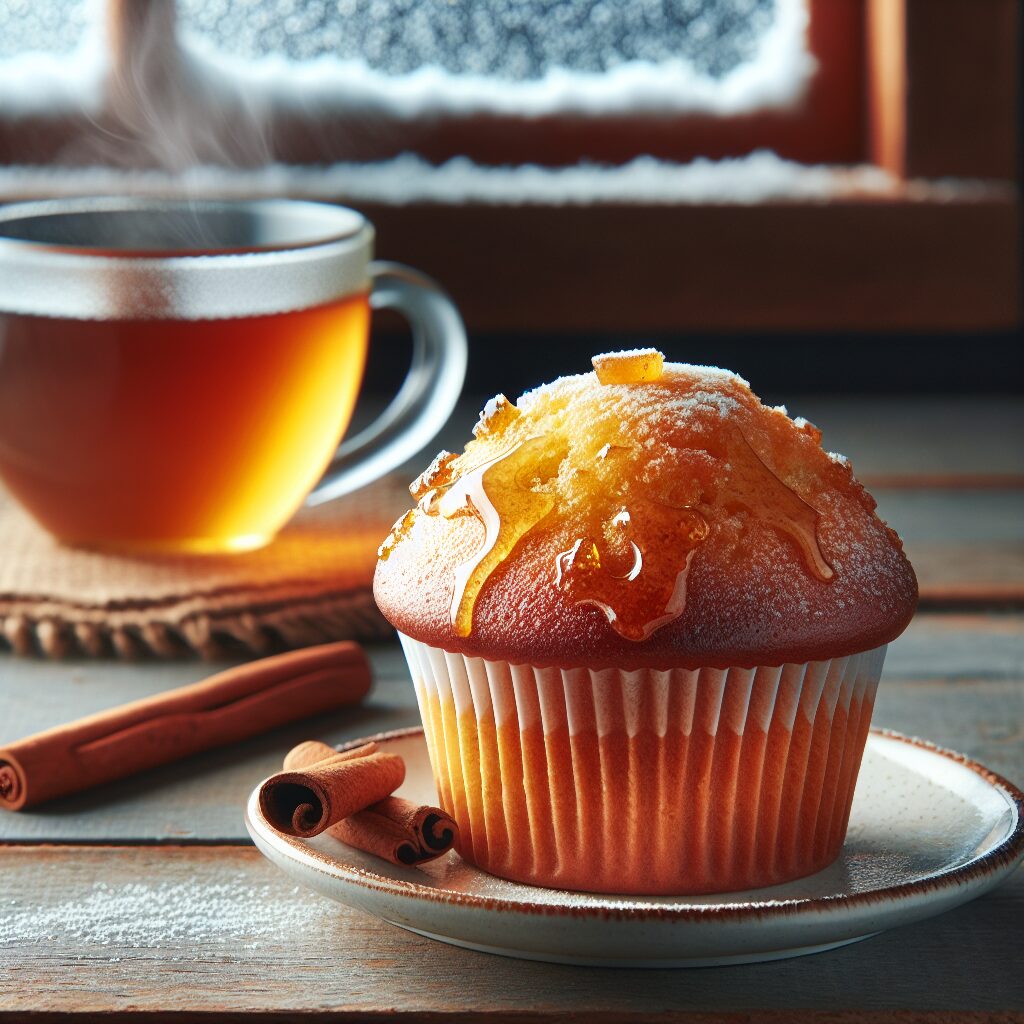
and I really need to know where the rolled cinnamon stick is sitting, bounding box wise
[272,739,458,864]
[283,738,364,772]
[334,797,458,866]
[0,641,371,812]
[258,743,405,838]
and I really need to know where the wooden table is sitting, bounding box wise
[2,397,1022,1022]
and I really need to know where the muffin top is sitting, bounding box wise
[374,350,918,669]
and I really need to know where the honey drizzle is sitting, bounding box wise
[555,499,709,641]
[726,430,834,582]
[407,424,834,642]
[426,436,557,637]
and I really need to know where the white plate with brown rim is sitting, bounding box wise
[245,726,1024,968]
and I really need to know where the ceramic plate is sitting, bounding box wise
[246,727,1024,967]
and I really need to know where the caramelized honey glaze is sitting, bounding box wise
[374,353,917,664]
[387,422,834,642]
[419,436,557,637]
[725,430,834,583]
[555,498,709,642]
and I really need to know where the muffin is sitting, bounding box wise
[373,350,917,895]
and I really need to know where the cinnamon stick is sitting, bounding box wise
[258,742,405,838]
[271,739,458,864]
[0,641,371,812]
[333,797,458,866]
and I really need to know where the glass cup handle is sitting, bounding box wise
[306,261,468,506]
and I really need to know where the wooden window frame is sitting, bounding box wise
[385,0,1018,333]
[344,0,1021,333]
[0,0,1019,332]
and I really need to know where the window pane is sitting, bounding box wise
[0,0,91,58]
[179,0,783,82]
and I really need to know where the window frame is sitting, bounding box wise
[0,0,1018,332]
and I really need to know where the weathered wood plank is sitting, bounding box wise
[874,676,1024,782]
[0,845,1021,1019]
[910,546,1024,605]
[883,613,1024,680]
[873,490,1024,603]
[0,617,1021,844]
[792,397,1024,480]
[874,492,1024,544]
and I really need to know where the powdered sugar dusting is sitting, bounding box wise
[0,879,335,950]
[519,360,748,413]
[473,393,522,438]
[686,390,741,417]
[594,347,661,363]
[480,394,509,422]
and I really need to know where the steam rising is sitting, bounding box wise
[91,0,272,171]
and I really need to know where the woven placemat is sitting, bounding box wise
[0,477,411,660]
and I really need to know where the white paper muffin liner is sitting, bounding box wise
[399,633,887,895]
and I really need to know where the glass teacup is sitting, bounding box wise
[0,198,466,553]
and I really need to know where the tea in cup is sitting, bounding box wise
[0,199,466,553]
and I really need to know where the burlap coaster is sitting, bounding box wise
[0,477,411,660]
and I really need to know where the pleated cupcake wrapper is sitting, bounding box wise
[399,633,887,895]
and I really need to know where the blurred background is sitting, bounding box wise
[0,0,1019,400]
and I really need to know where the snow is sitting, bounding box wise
[0,0,92,59]
[180,0,782,81]
[0,0,106,114]
[1,0,810,120]
[174,0,812,118]
[0,152,911,206]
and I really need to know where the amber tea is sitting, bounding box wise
[0,298,369,551]
[0,199,466,552]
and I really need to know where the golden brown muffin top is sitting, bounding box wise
[373,350,918,669]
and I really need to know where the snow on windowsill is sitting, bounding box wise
[0,152,1006,207]
[177,0,812,119]
[0,0,811,120]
